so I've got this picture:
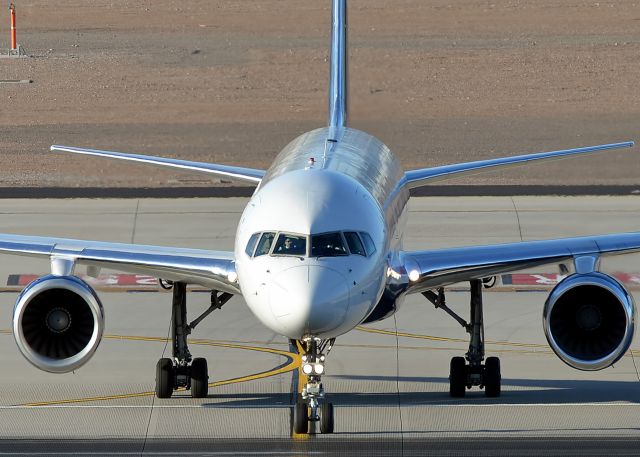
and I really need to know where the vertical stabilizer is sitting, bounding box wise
[327,0,348,130]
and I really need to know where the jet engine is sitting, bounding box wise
[13,275,105,373]
[543,272,635,371]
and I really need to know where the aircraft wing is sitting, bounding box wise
[0,234,240,294]
[400,233,640,294]
[402,142,633,189]
[50,145,265,185]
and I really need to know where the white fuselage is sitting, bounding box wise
[234,127,410,339]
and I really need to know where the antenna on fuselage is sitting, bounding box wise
[327,0,348,136]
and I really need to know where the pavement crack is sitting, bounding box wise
[510,196,524,242]
[131,199,140,244]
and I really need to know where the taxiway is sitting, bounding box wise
[0,197,638,455]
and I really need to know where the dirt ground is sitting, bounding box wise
[0,0,639,188]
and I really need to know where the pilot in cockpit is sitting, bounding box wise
[277,237,296,253]
[275,235,306,256]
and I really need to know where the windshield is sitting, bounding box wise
[311,232,348,257]
[273,233,307,256]
[255,232,275,257]
[247,230,375,258]
[344,232,365,256]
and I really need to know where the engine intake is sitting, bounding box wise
[543,272,635,371]
[13,275,105,373]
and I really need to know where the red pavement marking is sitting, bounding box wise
[8,273,640,288]
[503,273,640,287]
[7,274,158,287]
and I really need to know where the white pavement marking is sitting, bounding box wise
[0,454,325,456]
[0,402,638,410]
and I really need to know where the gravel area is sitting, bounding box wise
[1,0,639,188]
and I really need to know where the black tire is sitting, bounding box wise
[320,402,334,434]
[449,356,467,398]
[293,401,309,434]
[190,357,209,399]
[155,358,174,399]
[484,356,501,398]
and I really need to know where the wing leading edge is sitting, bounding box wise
[0,234,240,295]
[400,233,640,294]
[50,145,265,185]
[402,141,634,190]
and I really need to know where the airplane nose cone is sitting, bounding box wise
[269,265,350,337]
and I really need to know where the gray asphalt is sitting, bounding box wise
[1,185,640,199]
[0,197,639,456]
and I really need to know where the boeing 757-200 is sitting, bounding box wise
[1,0,637,435]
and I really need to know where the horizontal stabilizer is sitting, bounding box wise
[403,141,634,190]
[51,145,265,185]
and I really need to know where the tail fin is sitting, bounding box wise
[327,0,348,130]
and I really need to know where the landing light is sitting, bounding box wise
[386,267,401,281]
[408,270,420,282]
[302,362,325,375]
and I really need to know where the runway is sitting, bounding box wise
[0,197,639,456]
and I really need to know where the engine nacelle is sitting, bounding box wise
[13,275,105,373]
[543,272,635,371]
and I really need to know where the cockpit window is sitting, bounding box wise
[273,233,307,256]
[249,230,375,258]
[344,232,366,256]
[245,233,260,257]
[255,232,276,257]
[360,232,376,256]
[311,232,348,257]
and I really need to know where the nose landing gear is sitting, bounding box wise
[293,337,335,434]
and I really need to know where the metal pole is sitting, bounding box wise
[10,3,16,50]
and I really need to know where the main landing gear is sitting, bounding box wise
[423,279,501,398]
[292,337,336,434]
[155,281,232,399]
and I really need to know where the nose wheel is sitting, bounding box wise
[293,395,335,435]
[319,401,334,434]
[293,399,309,434]
[293,337,336,434]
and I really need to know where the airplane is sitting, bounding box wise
[1,0,638,436]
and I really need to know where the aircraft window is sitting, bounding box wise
[344,232,366,256]
[273,233,307,256]
[245,233,260,257]
[255,232,276,257]
[311,232,348,257]
[360,232,376,256]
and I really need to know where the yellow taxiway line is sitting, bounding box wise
[291,340,309,440]
[10,333,300,407]
[355,326,640,358]
[2,327,637,409]
[356,326,548,349]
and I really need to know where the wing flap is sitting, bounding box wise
[402,233,640,294]
[0,234,240,294]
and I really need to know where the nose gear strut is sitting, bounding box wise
[292,336,335,434]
